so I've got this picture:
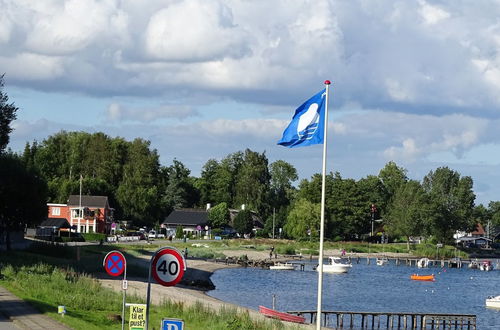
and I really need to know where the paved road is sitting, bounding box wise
[0,314,17,330]
[0,286,70,330]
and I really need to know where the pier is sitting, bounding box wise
[286,310,477,329]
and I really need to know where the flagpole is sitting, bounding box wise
[316,80,330,329]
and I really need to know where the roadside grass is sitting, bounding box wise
[0,256,298,330]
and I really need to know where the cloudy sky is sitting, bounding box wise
[3,0,500,205]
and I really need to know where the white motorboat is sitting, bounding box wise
[319,257,352,273]
[417,258,430,268]
[376,257,388,266]
[269,262,295,270]
[480,260,494,271]
[486,295,500,309]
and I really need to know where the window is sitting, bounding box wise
[52,207,61,216]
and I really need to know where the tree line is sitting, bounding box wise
[2,75,499,245]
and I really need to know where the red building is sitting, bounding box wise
[47,195,114,234]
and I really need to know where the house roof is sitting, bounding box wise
[228,209,264,229]
[67,195,109,208]
[39,218,71,228]
[471,223,486,235]
[163,209,209,226]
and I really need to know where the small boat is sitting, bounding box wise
[259,305,306,324]
[410,274,435,281]
[417,258,430,268]
[479,260,493,271]
[269,262,295,270]
[318,257,352,273]
[486,295,500,309]
[376,257,388,266]
[468,259,479,269]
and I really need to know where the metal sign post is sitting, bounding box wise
[103,251,127,330]
[145,247,186,330]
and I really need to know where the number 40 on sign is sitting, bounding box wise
[151,248,186,287]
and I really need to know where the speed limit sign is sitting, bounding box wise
[151,247,186,287]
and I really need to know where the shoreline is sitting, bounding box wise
[99,249,415,328]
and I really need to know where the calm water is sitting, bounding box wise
[208,259,500,328]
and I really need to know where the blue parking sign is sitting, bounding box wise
[162,318,184,330]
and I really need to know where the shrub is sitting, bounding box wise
[81,233,106,242]
[276,245,295,255]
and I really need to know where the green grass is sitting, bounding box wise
[0,258,298,330]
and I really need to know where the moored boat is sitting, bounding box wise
[269,262,295,270]
[479,260,493,271]
[417,258,430,268]
[259,305,306,323]
[318,257,352,273]
[486,295,500,309]
[410,274,435,281]
[376,257,388,266]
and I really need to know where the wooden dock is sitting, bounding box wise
[286,310,477,329]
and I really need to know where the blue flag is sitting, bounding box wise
[278,88,326,148]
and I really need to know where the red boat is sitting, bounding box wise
[259,305,306,324]
[410,274,435,281]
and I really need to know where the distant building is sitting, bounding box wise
[162,208,209,237]
[47,195,114,234]
[455,223,492,248]
[36,218,71,239]
[162,204,264,238]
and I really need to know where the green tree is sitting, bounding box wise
[234,149,271,217]
[269,160,298,207]
[378,161,408,199]
[284,199,320,240]
[327,173,367,240]
[488,201,500,227]
[385,180,429,250]
[116,138,161,226]
[0,75,18,154]
[0,153,48,250]
[208,202,230,228]
[175,225,184,238]
[160,159,199,215]
[233,209,254,235]
[422,167,476,243]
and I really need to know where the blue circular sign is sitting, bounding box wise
[104,251,125,277]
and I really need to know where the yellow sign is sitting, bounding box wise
[129,304,146,330]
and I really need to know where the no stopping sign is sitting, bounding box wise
[151,247,186,287]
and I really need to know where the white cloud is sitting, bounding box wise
[0,53,64,80]
[105,103,199,122]
[144,0,250,62]
[418,0,451,25]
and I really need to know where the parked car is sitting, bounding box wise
[148,230,156,239]
[127,231,146,240]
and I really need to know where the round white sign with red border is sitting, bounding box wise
[151,247,186,287]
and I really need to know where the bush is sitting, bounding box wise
[81,233,106,242]
[276,245,295,255]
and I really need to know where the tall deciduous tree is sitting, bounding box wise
[208,202,230,229]
[422,167,475,243]
[378,161,408,199]
[385,180,429,250]
[233,209,254,235]
[0,75,18,154]
[234,149,271,217]
[284,198,320,240]
[0,153,48,250]
[116,138,161,226]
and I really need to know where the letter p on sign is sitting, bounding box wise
[162,319,184,330]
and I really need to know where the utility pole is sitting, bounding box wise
[370,204,377,238]
[272,208,275,239]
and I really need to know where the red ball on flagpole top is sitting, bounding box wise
[324,80,331,85]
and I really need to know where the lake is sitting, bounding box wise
[208,259,500,328]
